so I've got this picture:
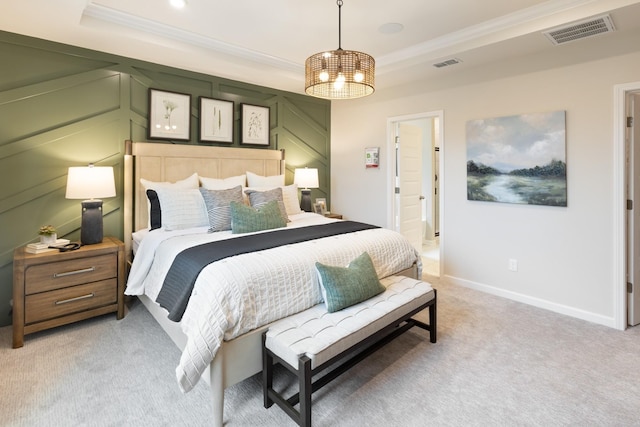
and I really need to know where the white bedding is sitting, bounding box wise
[125,213,422,392]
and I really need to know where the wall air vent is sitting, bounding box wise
[433,58,462,68]
[543,14,615,45]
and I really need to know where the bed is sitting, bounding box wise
[123,141,421,426]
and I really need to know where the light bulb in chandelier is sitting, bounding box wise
[354,59,364,82]
[334,72,346,90]
[319,58,329,82]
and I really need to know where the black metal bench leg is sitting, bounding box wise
[262,333,274,408]
[429,291,437,343]
[299,356,312,427]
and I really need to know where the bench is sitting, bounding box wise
[262,275,437,427]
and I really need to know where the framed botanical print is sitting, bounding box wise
[240,103,270,146]
[199,97,234,143]
[148,88,191,141]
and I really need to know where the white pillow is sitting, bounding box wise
[200,174,247,190]
[140,173,199,192]
[140,173,199,229]
[281,184,302,216]
[152,187,209,231]
[246,171,285,187]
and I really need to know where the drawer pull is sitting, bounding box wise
[55,293,95,305]
[53,267,95,278]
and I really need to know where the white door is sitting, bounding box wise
[628,93,640,326]
[398,123,423,253]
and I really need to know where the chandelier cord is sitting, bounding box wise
[337,0,343,50]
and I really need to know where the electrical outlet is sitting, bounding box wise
[508,259,518,271]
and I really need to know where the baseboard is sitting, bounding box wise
[444,275,617,329]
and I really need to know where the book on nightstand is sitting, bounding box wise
[26,239,71,254]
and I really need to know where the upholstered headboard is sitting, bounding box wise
[123,140,285,257]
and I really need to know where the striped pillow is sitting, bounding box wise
[244,187,289,222]
[200,186,244,232]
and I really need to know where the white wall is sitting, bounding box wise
[331,51,640,327]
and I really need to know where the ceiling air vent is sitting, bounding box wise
[543,14,615,45]
[433,58,462,68]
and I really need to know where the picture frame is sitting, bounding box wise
[241,103,270,146]
[199,97,234,143]
[365,147,380,168]
[466,110,567,207]
[315,198,327,215]
[148,88,191,141]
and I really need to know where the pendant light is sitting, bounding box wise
[305,0,375,100]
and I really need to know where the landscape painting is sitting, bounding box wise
[466,111,567,207]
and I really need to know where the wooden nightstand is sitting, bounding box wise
[12,236,125,348]
[324,213,343,219]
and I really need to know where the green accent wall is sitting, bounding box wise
[0,31,331,328]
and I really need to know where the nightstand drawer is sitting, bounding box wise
[25,279,117,324]
[25,253,117,294]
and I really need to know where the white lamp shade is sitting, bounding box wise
[66,166,116,200]
[294,168,319,189]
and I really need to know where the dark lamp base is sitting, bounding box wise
[300,189,312,212]
[81,200,104,245]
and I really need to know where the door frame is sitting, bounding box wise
[386,110,444,276]
[613,81,640,330]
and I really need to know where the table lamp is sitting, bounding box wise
[294,167,319,212]
[65,164,116,245]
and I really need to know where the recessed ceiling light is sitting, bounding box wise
[169,0,187,9]
[378,23,404,34]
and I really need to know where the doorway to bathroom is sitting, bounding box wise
[388,111,443,278]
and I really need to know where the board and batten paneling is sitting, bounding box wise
[0,31,330,328]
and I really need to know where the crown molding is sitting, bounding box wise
[376,0,606,67]
[81,3,303,73]
[82,0,635,77]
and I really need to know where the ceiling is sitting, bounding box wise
[3,0,640,97]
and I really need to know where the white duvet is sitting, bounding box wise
[125,213,422,392]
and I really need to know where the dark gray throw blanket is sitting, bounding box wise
[156,221,379,322]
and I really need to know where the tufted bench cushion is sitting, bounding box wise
[265,275,435,370]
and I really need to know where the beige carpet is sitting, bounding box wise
[2,275,640,426]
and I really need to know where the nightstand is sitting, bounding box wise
[324,213,343,219]
[12,236,125,348]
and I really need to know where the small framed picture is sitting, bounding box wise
[315,198,327,215]
[199,97,234,143]
[148,89,191,141]
[365,147,380,168]
[241,104,270,146]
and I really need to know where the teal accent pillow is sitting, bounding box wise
[315,252,386,313]
[229,200,287,234]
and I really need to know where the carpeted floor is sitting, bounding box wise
[2,274,639,426]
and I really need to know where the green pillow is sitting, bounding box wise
[229,200,287,234]
[315,252,386,313]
